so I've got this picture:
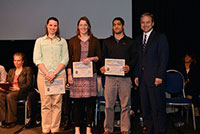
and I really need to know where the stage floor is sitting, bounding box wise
[0,111,200,134]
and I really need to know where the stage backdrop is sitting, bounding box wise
[0,0,132,40]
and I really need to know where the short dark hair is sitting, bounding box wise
[112,17,125,26]
[140,12,154,23]
[13,52,27,67]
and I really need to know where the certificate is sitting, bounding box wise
[44,78,65,95]
[73,61,93,78]
[105,58,125,76]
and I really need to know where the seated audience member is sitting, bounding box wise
[0,65,7,83]
[178,52,199,116]
[0,52,37,128]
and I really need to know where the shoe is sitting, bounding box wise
[25,120,37,128]
[6,122,16,128]
[61,120,71,130]
[142,126,147,134]
[122,131,129,134]
[130,110,135,116]
[0,121,7,128]
[195,107,200,117]
[104,131,112,134]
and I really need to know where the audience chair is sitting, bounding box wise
[165,69,196,130]
[17,97,29,125]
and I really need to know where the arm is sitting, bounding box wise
[156,34,169,79]
[18,67,33,91]
[33,38,51,81]
[0,66,7,82]
[67,39,74,84]
[67,68,73,84]
[155,34,169,85]
[100,40,107,74]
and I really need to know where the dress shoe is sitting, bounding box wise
[142,126,147,134]
[195,107,200,117]
[122,131,129,134]
[25,120,37,128]
[61,120,71,130]
[104,131,112,134]
[6,122,16,128]
[0,121,7,128]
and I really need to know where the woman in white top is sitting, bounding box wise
[33,17,69,134]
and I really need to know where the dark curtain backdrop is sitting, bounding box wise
[132,0,200,68]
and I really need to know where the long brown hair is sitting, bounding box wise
[76,16,93,36]
[45,17,61,40]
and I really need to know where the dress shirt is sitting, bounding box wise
[143,28,153,44]
[33,35,69,75]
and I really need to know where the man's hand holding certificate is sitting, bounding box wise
[73,61,93,78]
[104,58,125,76]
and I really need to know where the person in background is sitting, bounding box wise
[33,17,69,134]
[0,52,36,128]
[178,52,199,116]
[61,83,72,130]
[134,12,169,134]
[67,16,101,134]
[0,65,7,82]
[100,17,137,134]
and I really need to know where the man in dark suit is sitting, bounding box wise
[134,12,169,134]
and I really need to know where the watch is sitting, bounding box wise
[53,72,57,76]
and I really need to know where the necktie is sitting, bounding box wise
[143,34,147,50]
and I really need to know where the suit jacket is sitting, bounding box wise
[67,35,101,73]
[7,66,33,99]
[135,30,169,86]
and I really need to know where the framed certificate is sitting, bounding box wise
[73,61,93,78]
[44,78,65,95]
[105,58,125,76]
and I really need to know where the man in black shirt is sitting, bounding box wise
[100,17,137,134]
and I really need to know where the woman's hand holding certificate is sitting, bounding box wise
[73,61,93,78]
